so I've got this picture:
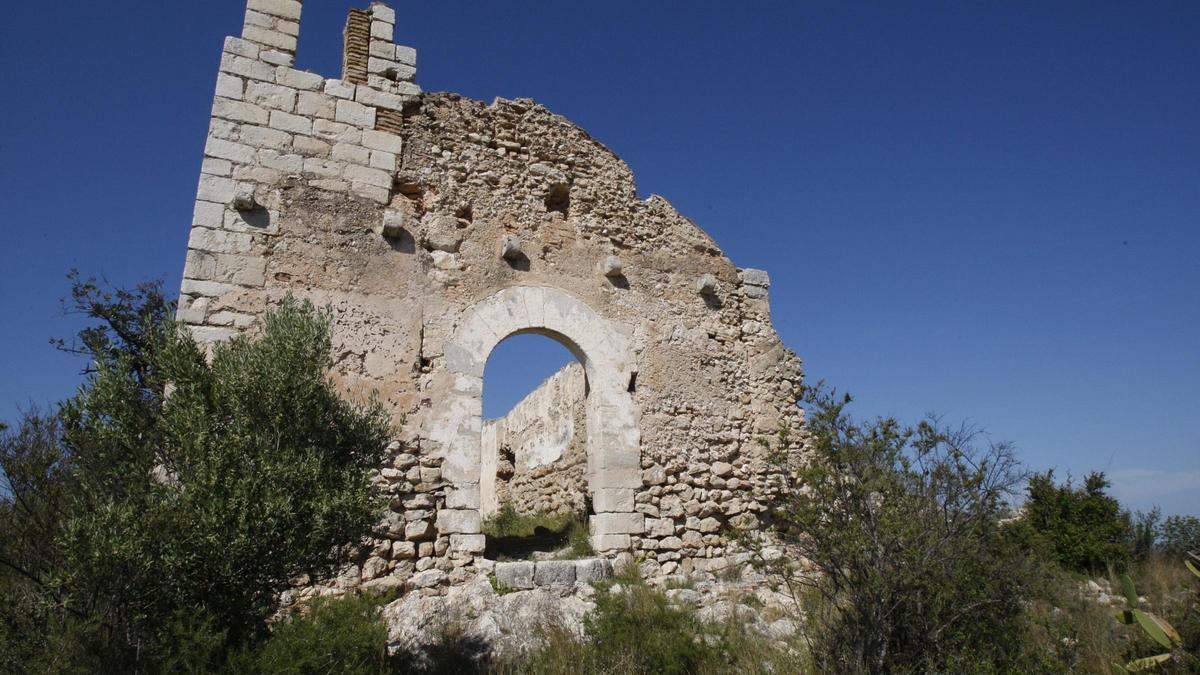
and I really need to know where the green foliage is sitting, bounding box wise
[1160,516,1200,557]
[1008,470,1133,574]
[581,567,715,674]
[232,594,391,674]
[0,277,392,669]
[753,383,1030,673]
[511,565,807,674]
[482,502,593,560]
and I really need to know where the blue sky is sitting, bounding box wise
[1,1,1197,515]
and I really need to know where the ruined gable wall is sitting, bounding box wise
[179,0,805,590]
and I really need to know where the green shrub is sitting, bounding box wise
[752,383,1031,673]
[232,594,391,674]
[1007,471,1132,574]
[0,277,392,669]
[512,565,807,675]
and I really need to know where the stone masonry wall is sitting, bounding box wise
[481,362,588,518]
[180,0,805,593]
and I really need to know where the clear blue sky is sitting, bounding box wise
[1,1,1196,515]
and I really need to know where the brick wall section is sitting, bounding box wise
[343,9,370,84]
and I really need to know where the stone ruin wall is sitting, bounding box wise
[179,0,805,593]
[481,362,588,519]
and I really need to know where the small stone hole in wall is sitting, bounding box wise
[481,333,590,560]
[544,184,570,217]
[456,204,474,223]
[627,371,637,393]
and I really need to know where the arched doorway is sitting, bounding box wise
[428,286,643,555]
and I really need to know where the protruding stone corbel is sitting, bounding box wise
[500,234,522,260]
[379,209,407,238]
[231,188,256,212]
[696,273,718,295]
[601,255,623,278]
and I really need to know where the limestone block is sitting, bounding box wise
[201,158,232,177]
[335,99,376,127]
[239,125,291,150]
[696,273,718,295]
[370,150,396,171]
[245,80,297,111]
[404,519,433,541]
[592,534,631,552]
[356,86,404,111]
[257,149,304,173]
[574,558,613,584]
[215,73,244,100]
[699,517,722,533]
[268,110,312,135]
[646,518,675,538]
[494,561,535,589]
[392,541,417,559]
[449,534,486,554]
[362,128,403,153]
[370,20,394,41]
[247,0,301,20]
[407,569,446,589]
[213,98,269,125]
[220,53,275,82]
[293,134,330,155]
[394,45,417,66]
[370,3,396,24]
[344,164,392,190]
[332,142,371,165]
[296,91,335,119]
[361,556,388,580]
[242,26,296,53]
[435,509,481,534]
[188,227,252,255]
[205,138,257,165]
[223,37,260,60]
[592,512,644,535]
[659,536,683,551]
[711,461,733,477]
[260,50,293,66]
[197,175,236,203]
[276,67,325,91]
[593,487,636,513]
[533,560,576,586]
[324,79,356,99]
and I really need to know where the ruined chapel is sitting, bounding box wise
[179,0,804,591]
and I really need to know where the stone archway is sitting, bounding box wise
[429,286,643,554]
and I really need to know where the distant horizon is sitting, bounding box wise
[1,1,1197,516]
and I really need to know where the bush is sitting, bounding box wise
[232,594,391,674]
[0,278,392,669]
[1161,515,1200,556]
[753,384,1030,673]
[1008,471,1133,573]
[513,565,806,674]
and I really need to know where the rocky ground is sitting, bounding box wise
[381,563,802,667]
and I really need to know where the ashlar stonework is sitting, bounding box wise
[180,0,804,592]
